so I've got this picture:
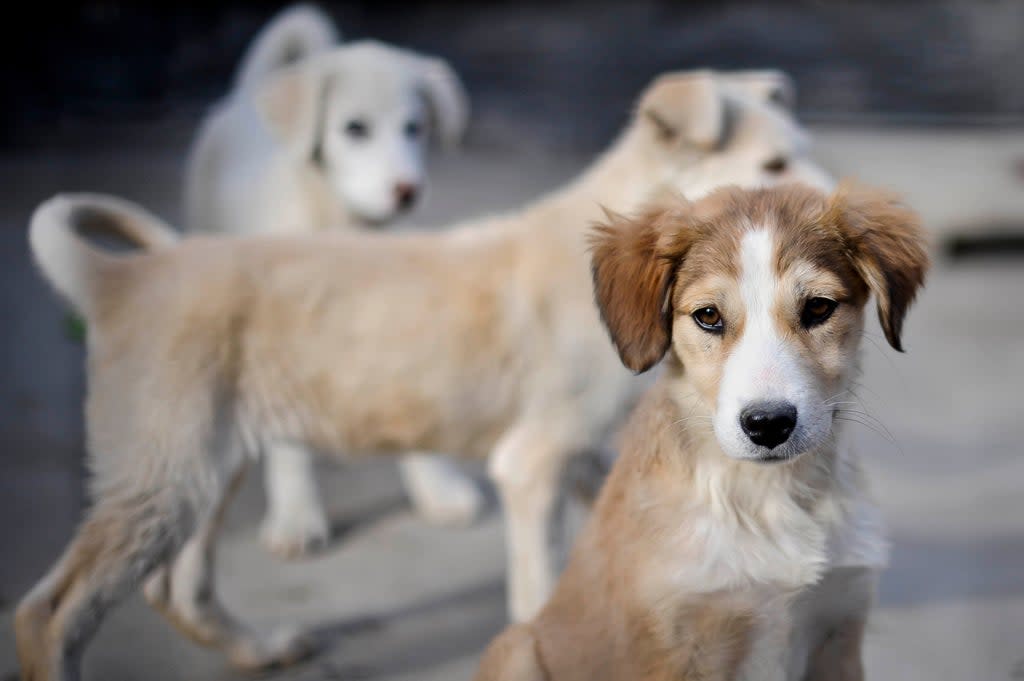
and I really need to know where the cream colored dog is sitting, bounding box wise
[476,184,928,681]
[17,71,830,679]
[256,68,833,562]
[185,8,467,234]
[183,4,477,556]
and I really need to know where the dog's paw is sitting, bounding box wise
[400,455,487,528]
[227,625,317,671]
[411,474,486,528]
[260,507,330,560]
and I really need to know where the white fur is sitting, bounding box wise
[234,5,339,90]
[260,441,331,557]
[714,230,834,462]
[185,40,468,234]
[29,194,178,316]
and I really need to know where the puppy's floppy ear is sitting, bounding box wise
[827,183,930,351]
[719,70,796,110]
[590,200,698,373]
[637,70,724,149]
[414,56,469,148]
[251,58,325,158]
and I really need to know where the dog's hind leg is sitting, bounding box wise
[145,458,315,670]
[14,490,192,681]
[399,453,486,527]
[260,441,330,559]
[488,424,574,622]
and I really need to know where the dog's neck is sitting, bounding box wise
[531,123,699,231]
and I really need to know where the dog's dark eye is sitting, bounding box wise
[692,306,724,333]
[404,120,423,138]
[345,119,370,140]
[763,156,788,174]
[801,297,838,328]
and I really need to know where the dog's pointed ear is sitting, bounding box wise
[251,59,325,158]
[637,71,724,149]
[719,70,795,110]
[590,200,698,373]
[827,184,930,352]
[414,56,469,149]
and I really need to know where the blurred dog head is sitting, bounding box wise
[635,69,834,198]
[591,184,928,463]
[254,41,468,225]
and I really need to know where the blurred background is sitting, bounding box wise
[0,1,1022,680]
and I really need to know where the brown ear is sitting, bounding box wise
[827,184,930,351]
[636,71,724,149]
[719,70,796,110]
[590,201,697,373]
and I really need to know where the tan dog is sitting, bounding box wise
[17,71,830,680]
[475,184,928,681]
[184,4,476,554]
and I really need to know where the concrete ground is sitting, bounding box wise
[0,125,1022,681]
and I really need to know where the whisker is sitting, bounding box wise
[832,413,904,455]
[833,415,892,442]
[858,331,899,370]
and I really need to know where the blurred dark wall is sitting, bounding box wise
[1,0,1022,151]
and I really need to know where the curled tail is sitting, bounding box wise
[29,194,178,318]
[235,4,339,90]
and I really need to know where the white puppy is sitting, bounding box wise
[183,5,478,555]
[185,7,468,233]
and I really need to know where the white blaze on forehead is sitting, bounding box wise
[739,229,777,333]
[714,227,797,459]
[734,228,789,387]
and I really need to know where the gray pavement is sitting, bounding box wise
[0,126,1022,680]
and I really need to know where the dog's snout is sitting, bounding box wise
[394,183,419,211]
[739,402,797,450]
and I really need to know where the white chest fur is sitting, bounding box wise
[643,448,887,681]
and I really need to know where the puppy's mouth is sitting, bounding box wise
[752,450,797,465]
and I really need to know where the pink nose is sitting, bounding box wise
[394,182,419,211]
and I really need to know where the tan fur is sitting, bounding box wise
[476,184,928,681]
[590,205,696,373]
[184,10,473,552]
[19,71,833,680]
[822,184,930,351]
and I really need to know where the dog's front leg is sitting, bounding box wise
[261,441,330,558]
[794,567,875,681]
[489,425,573,622]
[399,453,486,527]
[802,617,866,681]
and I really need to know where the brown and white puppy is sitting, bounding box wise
[475,184,928,681]
[17,71,829,680]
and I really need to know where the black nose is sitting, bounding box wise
[739,402,797,449]
[394,182,418,211]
